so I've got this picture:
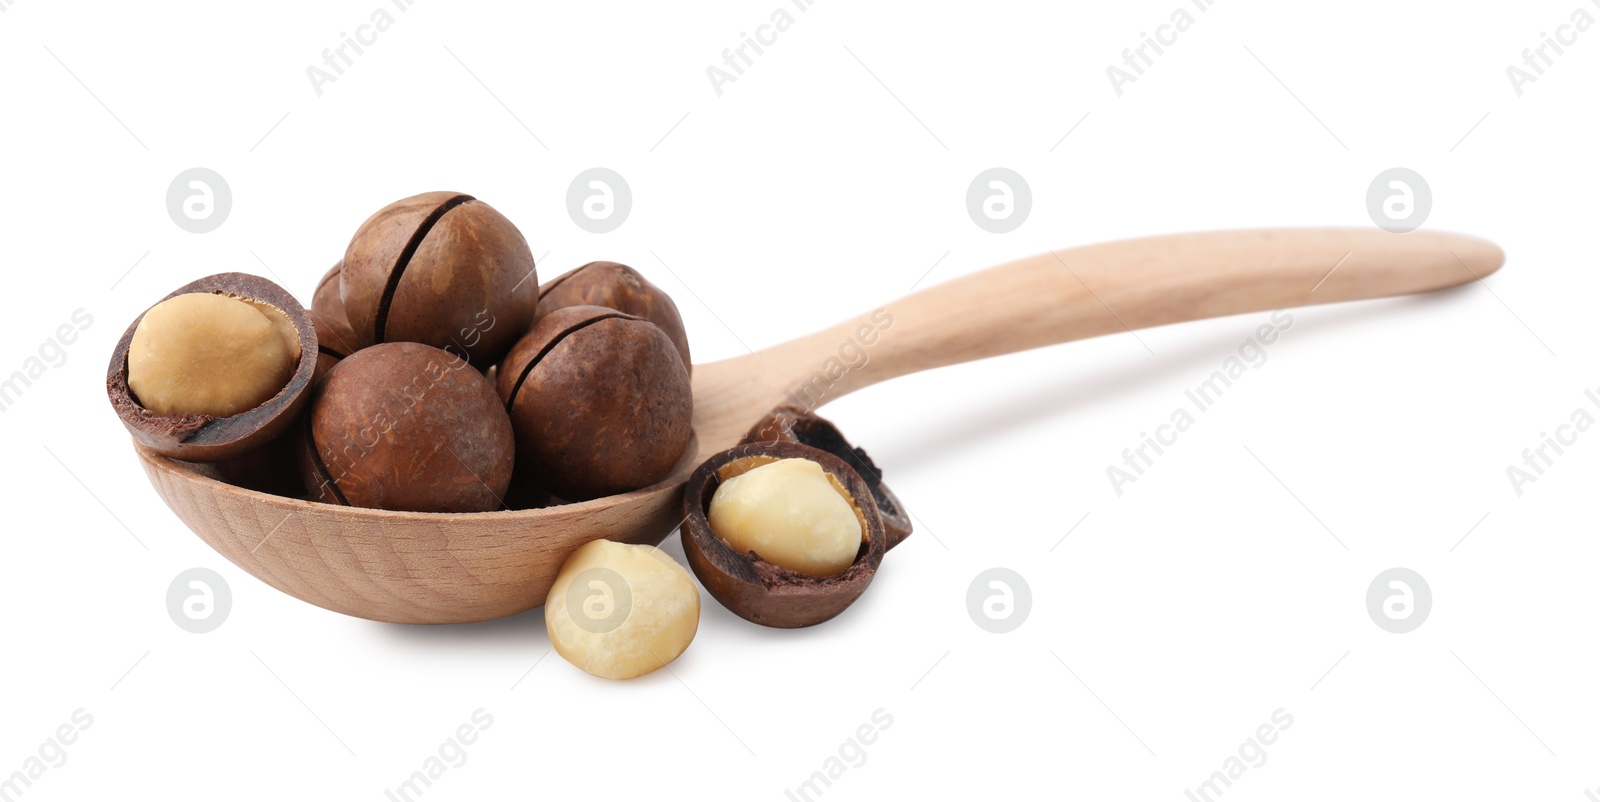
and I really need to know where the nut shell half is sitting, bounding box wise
[681,441,887,628]
[106,273,318,462]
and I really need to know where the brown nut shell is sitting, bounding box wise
[681,441,887,628]
[744,405,913,549]
[106,273,317,463]
[310,262,359,383]
[311,261,362,359]
[538,261,692,374]
[216,430,305,499]
[342,192,537,367]
[297,342,514,513]
[313,349,343,386]
[496,305,692,502]
[501,464,555,511]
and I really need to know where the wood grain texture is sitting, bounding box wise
[136,228,1504,624]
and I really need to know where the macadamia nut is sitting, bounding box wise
[707,458,863,577]
[128,292,301,417]
[545,540,700,680]
[496,305,692,501]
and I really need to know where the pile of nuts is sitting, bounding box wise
[107,191,912,680]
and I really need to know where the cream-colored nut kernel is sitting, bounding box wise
[545,540,700,680]
[707,457,863,577]
[128,292,301,417]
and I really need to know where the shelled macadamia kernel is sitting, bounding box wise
[545,540,700,680]
[708,457,863,577]
[129,292,300,417]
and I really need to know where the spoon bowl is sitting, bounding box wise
[135,228,1504,623]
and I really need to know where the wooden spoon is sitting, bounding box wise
[136,228,1503,624]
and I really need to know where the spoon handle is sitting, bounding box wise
[760,228,1503,402]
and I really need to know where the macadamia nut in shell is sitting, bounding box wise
[299,342,514,512]
[538,261,692,373]
[106,273,319,463]
[341,192,537,367]
[681,441,888,629]
[128,292,300,417]
[496,305,693,501]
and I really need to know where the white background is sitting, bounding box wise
[1,1,1596,799]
